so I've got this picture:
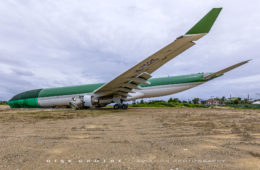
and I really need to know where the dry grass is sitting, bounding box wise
[0,106,260,169]
[0,107,120,122]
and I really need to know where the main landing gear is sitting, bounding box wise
[113,104,128,110]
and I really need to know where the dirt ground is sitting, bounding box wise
[0,105,260,170]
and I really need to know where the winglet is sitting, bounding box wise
[204,60,250,80]
[186,8,222,35]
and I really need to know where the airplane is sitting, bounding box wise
[8,8,249,110]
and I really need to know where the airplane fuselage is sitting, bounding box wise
[8,73,213,108]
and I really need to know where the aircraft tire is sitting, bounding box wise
[122,104,128,110]
[114,104,120,110]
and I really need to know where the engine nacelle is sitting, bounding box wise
[83,95,99,107]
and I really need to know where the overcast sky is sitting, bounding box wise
[0,0,260,101]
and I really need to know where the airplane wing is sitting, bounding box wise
[94,8,222,98]
[204,60,250,80]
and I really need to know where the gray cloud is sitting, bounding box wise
[0,0,260,101]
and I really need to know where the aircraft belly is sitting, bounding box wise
[127,82,202,100]
[38,94,81,107]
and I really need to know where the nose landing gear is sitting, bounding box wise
[113,104,128,110]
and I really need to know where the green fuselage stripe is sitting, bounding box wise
[141,73,206,87]
[38,83,104,98]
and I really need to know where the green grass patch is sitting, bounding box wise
[0,108,124,122]
[227,104,260,109]
[130,102,207,108]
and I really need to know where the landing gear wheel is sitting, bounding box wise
[122,104,128,110]
[113,104,120,110]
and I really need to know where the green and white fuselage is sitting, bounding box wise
[8,73,210,108]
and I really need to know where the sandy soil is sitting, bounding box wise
[0,106,260,170]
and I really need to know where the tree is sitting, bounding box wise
[243,98,249,104]
[168,98,173,103]
[173,98,180,103]
[168,98,179,103]
[220,96,226,104]
[200,100,206,105]
[192,98,200,104]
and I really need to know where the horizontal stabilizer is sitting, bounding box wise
[186,8,222,35]
[204,60,250,80]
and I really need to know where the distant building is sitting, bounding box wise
[252,101,260,105]
[228,97,240,101]
[206,99,220,105]
[225,97,241,104]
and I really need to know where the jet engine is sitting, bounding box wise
[83,95,99,108]
[70,95,113,109]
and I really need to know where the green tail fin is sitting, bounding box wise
[186,8,222,35]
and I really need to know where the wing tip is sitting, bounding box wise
[204,59,250,80]
[185,8,222,35]
[240,59,251,65]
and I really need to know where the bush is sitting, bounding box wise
[0,101,8,105]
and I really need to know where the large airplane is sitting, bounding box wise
[8,8,249,109]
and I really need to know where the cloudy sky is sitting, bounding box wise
[0,0,260,101]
